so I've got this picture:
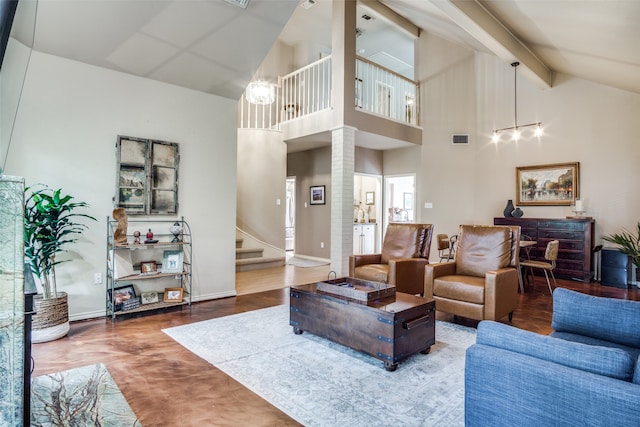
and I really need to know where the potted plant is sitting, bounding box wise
[24,185,96,342]
[602,223,640,286]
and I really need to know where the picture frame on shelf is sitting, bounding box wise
[365,192,375,205]
[516,162,580,206]
[139,261,157,275]
[164,287,183,303]
[310,185,326,205]
[108,284,137,312]
[140,291,159,305]
[162,250,183,273]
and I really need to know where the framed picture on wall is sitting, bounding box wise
[310,185,326,205]
[516,162,580,206]
[365,192,375,205]
[403,192,413,210]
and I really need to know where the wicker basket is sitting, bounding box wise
[32,292,70,343]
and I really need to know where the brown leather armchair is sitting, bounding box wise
[349,223,433,295]
[424,225,520,322]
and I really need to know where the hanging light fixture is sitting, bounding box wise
[245,80,275,105]
[491,62,543,143]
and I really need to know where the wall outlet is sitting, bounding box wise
[94,272,102,284]
[276,198,281,205]
[424,202,433,209]
[320,242,324,248]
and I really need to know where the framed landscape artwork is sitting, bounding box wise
[516,162,580,206]
[310,185,326,205]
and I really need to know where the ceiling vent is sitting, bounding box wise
[361,14,374,21]
[224,0,249,8]
[452,134,469,145]
[301,0,317,10]
[356,27,365,38]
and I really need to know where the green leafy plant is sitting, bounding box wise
[24,185,96,299]
[602,223,640,269]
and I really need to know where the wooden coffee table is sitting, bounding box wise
[289,278,436,371]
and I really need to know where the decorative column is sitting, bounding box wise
[330,126,356,276]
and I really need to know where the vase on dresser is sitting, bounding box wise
[503,200,515,218]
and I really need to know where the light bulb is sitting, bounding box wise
[491,131,500,143]
[512,129,521,141]
[534,125,543,137]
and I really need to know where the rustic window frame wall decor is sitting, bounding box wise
[116,135,179,215]
[516,162,580,206]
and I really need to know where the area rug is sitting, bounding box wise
[286,256,330,268]
[31,363,142,426]
[163,305,477,426]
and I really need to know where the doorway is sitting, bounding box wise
[285,177,295,252]
[384,174,416,233]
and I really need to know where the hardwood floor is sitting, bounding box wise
[32,264,639,426]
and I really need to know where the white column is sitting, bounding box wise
[330,125,356,276]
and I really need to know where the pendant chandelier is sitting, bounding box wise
[491,62,543,143]
[246,80,275,105]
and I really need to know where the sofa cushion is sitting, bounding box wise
[380,224,427,264]
[456,226,512,278]
[552,288,640,349]
[478,321,635,381]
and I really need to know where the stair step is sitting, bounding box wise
[236,247,264,259]
[236,238,243,249]
[236,256,285,272]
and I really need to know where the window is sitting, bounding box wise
[116,136,179,215]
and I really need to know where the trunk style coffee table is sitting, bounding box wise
[289,277,436,371]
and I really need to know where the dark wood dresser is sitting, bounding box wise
[494,217,595,282]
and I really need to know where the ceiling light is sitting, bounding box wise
[491,62,543,142]
[300,0,317,10]
[246,80,275,105]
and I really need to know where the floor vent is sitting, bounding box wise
[452,134,469,145]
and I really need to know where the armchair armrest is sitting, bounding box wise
[424,262,457,298]
[349,253,382,276]
[484,267,519,321]
[388,258,429,295]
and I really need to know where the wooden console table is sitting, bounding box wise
[494,217,595,282]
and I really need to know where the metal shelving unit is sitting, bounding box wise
[106,217,192,320]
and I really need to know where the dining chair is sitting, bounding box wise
[520,240,559,294]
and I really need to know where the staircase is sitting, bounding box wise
[235,237,285,272]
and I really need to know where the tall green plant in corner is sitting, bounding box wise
[602,223,640,271]
[24,185,96,299]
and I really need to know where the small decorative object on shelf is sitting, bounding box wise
[170,221,183,242]
[133,230,141,244]
[140,291,159,305]
[512,207,524,218]
[164,287,183,303]
[113,208,128,244]
[145,228,158,244]
[503,199,515,218]
[140,261,157,275]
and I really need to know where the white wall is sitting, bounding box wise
[402,32,640,260]
[5,51,238,320]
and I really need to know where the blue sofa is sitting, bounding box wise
[465,288,640,426]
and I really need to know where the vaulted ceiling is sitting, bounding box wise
[12,0,640,100]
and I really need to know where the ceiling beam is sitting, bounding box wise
[431,0,552,89]
[360,0,420,39]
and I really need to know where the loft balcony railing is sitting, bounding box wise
[239,54,419,130]
[281,55,332,122]
[356,55,419,125]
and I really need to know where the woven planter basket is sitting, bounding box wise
[32,292,70,343]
